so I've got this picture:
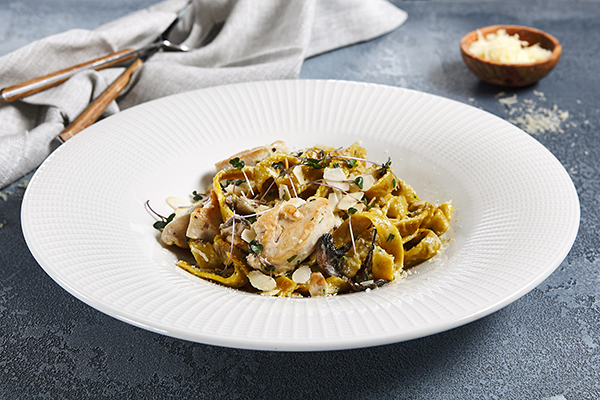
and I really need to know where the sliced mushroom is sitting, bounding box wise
[219,217,251,248]
[225,194,264,215]
[349,278,388,292]
[352,229,378,284]
[315,233,352,278]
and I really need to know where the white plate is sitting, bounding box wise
[22,80,579,351]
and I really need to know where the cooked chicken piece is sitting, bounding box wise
[186,190,222,241]
[161,190,220,248]
[214,141,290,171]
[161,213,193,248]
[308,272,328,297]
[252,197,335,275]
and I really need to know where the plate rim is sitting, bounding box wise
[21,79,580,351]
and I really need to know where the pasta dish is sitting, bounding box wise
[149,141,453,297]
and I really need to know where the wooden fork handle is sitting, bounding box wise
[58,58,143,143]
[0,48,138,102]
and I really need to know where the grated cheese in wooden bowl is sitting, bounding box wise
[468,28,552,64]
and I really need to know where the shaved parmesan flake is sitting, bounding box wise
[323,167,347,182]
[166,196,191,210]
[328,190,342,210]
[287,197,307,208]
[329,181,350,192]
[166,196,192,218]
[248,270,277,291]
[333,214,344,228]
[292,165,307,185]
[313,143,335,151]
[324,167,350,191]
[292,265,312,284]
[360,174,376,191]
[278,184,292,200]
[337,192,364,211]
[348,173,376,191]
[241,228,256,243]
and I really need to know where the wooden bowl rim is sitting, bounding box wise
[460,25,562,68]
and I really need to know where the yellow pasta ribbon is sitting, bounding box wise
[331,209,404,279]
[403,229,441,268]
[213,168,254,222]
[177,236,251,288]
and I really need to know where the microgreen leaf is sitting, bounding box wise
[229,157,245,170]
[264,264,275,273]
[304,157,325,170]
[153,213,175,230]
[192,191,203,202]
[354,176,364,189]
[379,157,392,177]
[249,240,263,255]
[346,159,358,168]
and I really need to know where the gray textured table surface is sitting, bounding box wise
[1,1,599,399]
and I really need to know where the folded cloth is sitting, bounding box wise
[0,0,407,189]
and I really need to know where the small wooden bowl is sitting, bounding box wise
[460,25,562,87]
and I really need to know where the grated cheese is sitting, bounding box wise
[497,92,569,135]
[498,94,519,107]
[469,29,552,64]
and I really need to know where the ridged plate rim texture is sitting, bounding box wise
[21,80,580,351]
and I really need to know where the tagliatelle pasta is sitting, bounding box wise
[150,142,453,297]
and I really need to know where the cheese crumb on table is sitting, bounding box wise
[496,92,569,135]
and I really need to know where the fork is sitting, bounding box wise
[57,21,224,143]
[0,0,198,103]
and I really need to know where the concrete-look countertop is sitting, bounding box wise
[1,1,599,398]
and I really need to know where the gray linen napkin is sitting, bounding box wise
[0,0,407,189]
